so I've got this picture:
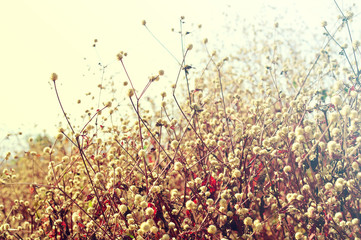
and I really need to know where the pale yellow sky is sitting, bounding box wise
[0,0,357,153]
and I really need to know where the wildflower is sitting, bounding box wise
[119,204,128,214]
[140,201,148,208]
[207,225,217,234]
[327,141,338,154]
[253,219,263,232]
[138,149,146,157]
[340,105,351,117]
[149,75,160,82]
[117,51,127,61]
[352,161,359,171]
[335,178,345,191]
[307,206,316,218]
[43,147,51,154]
[295,126,304,136]
[145,207,154,216]
[244,217,253,226]
[206,198,214,205]
[56,133,63,140]
[324,182,333,190]
[240,207,249,215]
[174,162,183,171]
[171,140,179,149]
[140,222,151,232]
[295,231,303,240]
[331,95,342,107]
[186,200,196,210]
[302,184,310,192]
[150,226,158,234]
[127,89,134,97]
[235,193,243,200]
[232,169,241,178]
[72,211,80,222]
[253,146,261,155]
[352,218,360,226]
[50,73,58,81]
[135,194,143,201]
[329,112,339,123]
[142,20,146,25]
[152,186,160,193]
[334,212,343,220]
[283,165,292,173]
[162,234,170,240]
[219,198,227,207]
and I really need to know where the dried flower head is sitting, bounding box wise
[50,73,58,81]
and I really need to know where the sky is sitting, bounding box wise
[0,0,359,154]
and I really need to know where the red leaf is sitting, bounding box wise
[78,222,85,228]
[85,194,95,201]
[148,203,157,215]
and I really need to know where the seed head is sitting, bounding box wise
[352,218,360,226]
[244,217,253,226]
[340,105,351,117]
[117,51,127,61]
[50,73,58,81]
[295,231,303,240]
[352,161,359,171]
[207,225,217,234]
[140,222,151,232]
[145,207,154,216]
[283,165,292,173]
[171,140,179,149]
[174,161,183,171]
[119,204,128,214]
[331,95,342,107]
[127,89,134,97]
[138,149,146,158]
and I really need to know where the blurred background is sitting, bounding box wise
[0,0,359,155]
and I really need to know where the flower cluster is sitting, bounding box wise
[1,5,361,240]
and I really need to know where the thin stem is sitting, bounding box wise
[144,25,181,66]
[53,81,75,134]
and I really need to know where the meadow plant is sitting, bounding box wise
[1,2,361,239]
